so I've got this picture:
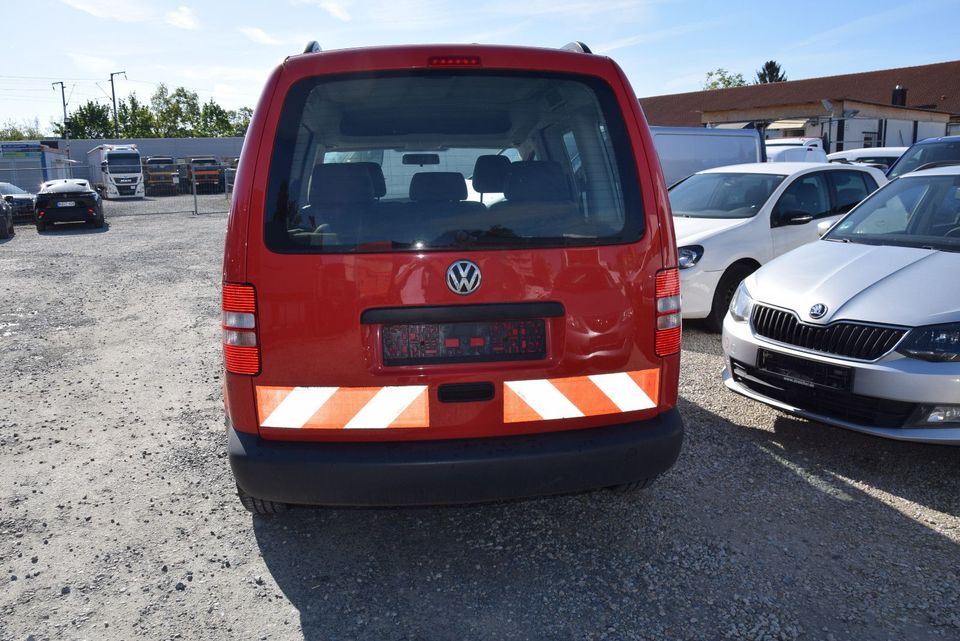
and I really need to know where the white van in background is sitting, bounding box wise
[766,137,828,163]
[650,126,764,186]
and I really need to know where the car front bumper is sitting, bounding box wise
[722,314,960,444]
[229,408,684,507]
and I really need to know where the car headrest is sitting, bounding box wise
[503,161,571,202]
[352,162,386,198]
[310,163,375,206]
[409,172,468,202]
[471,155,511,193]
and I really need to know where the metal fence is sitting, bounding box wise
[0,162,233,222]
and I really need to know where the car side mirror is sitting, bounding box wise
[773,209,814,227]
[3,195,12,202]
[817,220,835,237]
[101,161,109,172]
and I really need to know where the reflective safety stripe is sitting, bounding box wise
[256,385,429,429]
[503,369,659,423]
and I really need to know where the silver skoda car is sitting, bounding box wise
[722,165,960,444]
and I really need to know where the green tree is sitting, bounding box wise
[0,118,46,140]
[117,93,156,138]
[197,100,233,137]
[54,101,113,139]
[703,68,747,90]
[229,107,253,137]
[755,60,787,84]
[150,84,201,137]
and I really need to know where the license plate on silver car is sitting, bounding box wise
[56,201,75,207]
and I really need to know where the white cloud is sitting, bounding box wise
[240,26,284,46]
[319,1,350,21]
[595,20,722,54]
[67,51,117,76]
[291,0,351,22]
[59,0,156,22]
[165,6,199,30]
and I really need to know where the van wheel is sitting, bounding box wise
[706,263,756,333]
[607,477,655,493]
[0,220,9,239]
[237,485,288,515]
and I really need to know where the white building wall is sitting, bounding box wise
[916,121,947,141]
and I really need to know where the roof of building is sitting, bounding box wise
[639,60,960,127]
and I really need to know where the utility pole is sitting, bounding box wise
[109,71,126,139]
[52,81,70,160]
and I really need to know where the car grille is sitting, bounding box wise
[730,359,916,428]
[751,304,906,361]
[117,185,137,196]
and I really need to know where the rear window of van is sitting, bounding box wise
[263,71,643,253]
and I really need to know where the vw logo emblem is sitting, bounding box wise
[447,260,481,295]
[809,303,828,319]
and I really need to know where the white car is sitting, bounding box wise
[766,137,828,163]
[669,162,887,330]
[827,146,907,170]
[722,165,960,444]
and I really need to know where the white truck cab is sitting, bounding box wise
[87,144,145,199]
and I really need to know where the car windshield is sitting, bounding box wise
[887,140,960,178]
[824,174,960,252]
[668,172,786,219]
[263,70,642,253]
[0,182,28,195]
[106,153,141,173]
[193,159,218,166]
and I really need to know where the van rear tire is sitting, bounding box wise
[237,485,289,515]
[706,263,756,332]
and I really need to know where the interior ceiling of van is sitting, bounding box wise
[299,75,593,150]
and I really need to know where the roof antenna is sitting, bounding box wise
[561,42,592,54]
[303,41,322,54]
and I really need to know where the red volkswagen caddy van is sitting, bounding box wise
[223,42,683,513]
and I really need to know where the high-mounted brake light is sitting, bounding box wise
[222,282,260,375]
[428,55,481,67]
[655,269,681,356]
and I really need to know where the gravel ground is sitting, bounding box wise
[1,213,958,641]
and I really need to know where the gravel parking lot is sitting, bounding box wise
[1,212,958,641]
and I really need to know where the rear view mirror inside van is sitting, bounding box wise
[402,153,440,166]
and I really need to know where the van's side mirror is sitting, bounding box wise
[101,161,109,172]
[817,220,835,237]
[3,195,13,202]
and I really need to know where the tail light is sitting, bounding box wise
[37,210,45,218]
[222,283,260,375]
[655,269,681,356]
[428,55,481,66]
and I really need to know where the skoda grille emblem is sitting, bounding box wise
[809,303,828,319]
[447,260,481,295]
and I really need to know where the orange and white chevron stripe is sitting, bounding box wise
[256,385,429,429]
[503,370,659,423]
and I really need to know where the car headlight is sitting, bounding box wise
[678,245,704,269]
[728,281,754,323]
[897,323,960,362]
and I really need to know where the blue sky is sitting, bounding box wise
[3,0,957,132]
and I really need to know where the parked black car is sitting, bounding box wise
[0,181,35,222]
[0,196,13,239]
[34,179,104,231]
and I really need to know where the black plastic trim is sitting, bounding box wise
[361,302,565,324]
[437,382,495,403]
[228,408,683,507]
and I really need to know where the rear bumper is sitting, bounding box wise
[38,208,99,223]
[229,408,684,507]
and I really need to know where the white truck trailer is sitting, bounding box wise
[87,144,144,199]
